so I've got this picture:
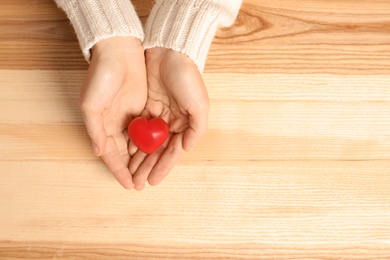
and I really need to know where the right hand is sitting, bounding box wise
[80,36,147,189]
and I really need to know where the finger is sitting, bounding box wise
[148,133,184,186]
[101,137,134,190]
[81,107,107,156]
[133,146,165,191]
[129,150,147,175]
[183,104,209,152]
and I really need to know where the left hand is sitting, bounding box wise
[129,47,210,190]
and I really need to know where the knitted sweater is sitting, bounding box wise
[55,0,242,72]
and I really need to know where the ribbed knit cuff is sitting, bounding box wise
[55,0,144,62]
[144,0,242,72]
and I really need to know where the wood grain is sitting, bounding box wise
[1,0,390,73]
[1,70,390,161]
[1,0,390,259]
[1,161,390,259]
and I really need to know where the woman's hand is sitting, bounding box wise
[129,47,209,190]
[80,36,147,189]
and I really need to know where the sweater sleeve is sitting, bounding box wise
[54,0,144,62]
[143,0,242,72]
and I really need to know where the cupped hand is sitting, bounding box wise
[80,36,147,189]
[129,47,210,190]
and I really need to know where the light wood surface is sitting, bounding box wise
[1,0,390,259]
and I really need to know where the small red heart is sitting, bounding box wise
[128,117,169,154]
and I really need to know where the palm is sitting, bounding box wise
[92,61,145,136]
[146,66,196,137]
[130,48,209,190]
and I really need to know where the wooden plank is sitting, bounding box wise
[2,71,390,123]
[1,123,390,161]
[1,242,390,259]
[0,0,389,73]
[1,71,390,161]
[0,161,389,258]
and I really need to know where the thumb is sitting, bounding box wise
[183,106,209,152]
[82,108,107,156]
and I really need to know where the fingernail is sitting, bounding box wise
[92,143,100,156]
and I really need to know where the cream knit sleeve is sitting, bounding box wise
[143,0,242,72]
[54,0,144,62]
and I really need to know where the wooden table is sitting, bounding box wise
[1,0,390,258]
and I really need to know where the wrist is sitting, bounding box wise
[91,36,143,59]
[146,47,194,67]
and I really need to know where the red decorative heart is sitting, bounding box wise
[128,117,169,154]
